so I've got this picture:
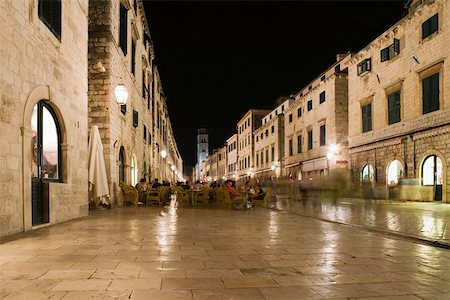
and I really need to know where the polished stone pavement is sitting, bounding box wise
[1,202,450,299]
[271,193,450,246]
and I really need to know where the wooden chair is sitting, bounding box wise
[161,186,171,206]
[251,188,270,208]
[211,187,222,206]
[120,183,138,206]
[146,186,165,206]
[174,186,191,207]
[222,188,243,209]
[195,187,210,207]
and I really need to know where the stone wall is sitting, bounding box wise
[348,0,450,202]
[88,0,182,205]
[0,0,89,237]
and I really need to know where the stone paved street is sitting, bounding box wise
[271,193,450,246]
[1,203,450,299]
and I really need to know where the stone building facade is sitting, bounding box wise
[253,99,292,180]
[284,54,351,181]
[348,0,449,202]
[237,109,270,180]
[89,0,182,206]
[0,0,89,237]
[217,145,227,180]
[226,134,238,180]
[209,150,218,181]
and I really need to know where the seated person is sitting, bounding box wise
[135,178,147,204]
[152,178,161,189]
[135,178,147,192]
[182,181,191,190]
[251,183,265,200]
[225,180,243,200]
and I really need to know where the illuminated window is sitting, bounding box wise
[119,147,125,183]
[387,160,403,185]
[422,155,443,186]
[361,164,374,182]
[31,102,61,181]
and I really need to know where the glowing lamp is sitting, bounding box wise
[114,84,128,105]
[160,150,167,158]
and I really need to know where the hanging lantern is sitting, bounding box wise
[114,83,128,105]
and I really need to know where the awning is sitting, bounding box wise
[284,161,300,168]
[302,157,328,172]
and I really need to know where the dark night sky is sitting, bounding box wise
[143,1,406,168]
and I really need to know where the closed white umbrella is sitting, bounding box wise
[88,125,109,206]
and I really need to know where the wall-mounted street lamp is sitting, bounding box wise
[171,165,175,171]
[327,143,340,160]
[160,150,167,159]
[93,60,129,106]
[114,83,129,105]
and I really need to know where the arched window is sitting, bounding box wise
[131,156,138,186]
[422,155,443,186]
[31,102,61,181]
[360,164,374,182]
[119,147,125,183]
[387,160,403,185]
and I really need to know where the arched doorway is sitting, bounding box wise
[119,147,125,184]
[31,101,61,225]
[422,155,443,201]
[387,160,403,185]
[360,164,374,182]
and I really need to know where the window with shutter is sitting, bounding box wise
[308,130,313,150]
[388,91,401,124]
[289,139,293,156]
[297,107,302,118]
[307,100,312,111]
[289,114,293,123]
[131,40,136,75]
[297,135,302,154]
[319,91,326,104]
[256,153,259,167]
[271,147,275,161]
[357,58,371,76]
[422,72,440,114]
[133,110,138,128]
[144,125,147,141]
[271,125,274,134]
[119,4,128,55]
[38,0,62,40]
[422,14,438,39]
[320,124,326,146]
[120,104,126,115]
[142,70,145,97]
[362,103,372,132]
[381,39,400,62]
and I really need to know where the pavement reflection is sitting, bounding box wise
[267,187,450,246]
